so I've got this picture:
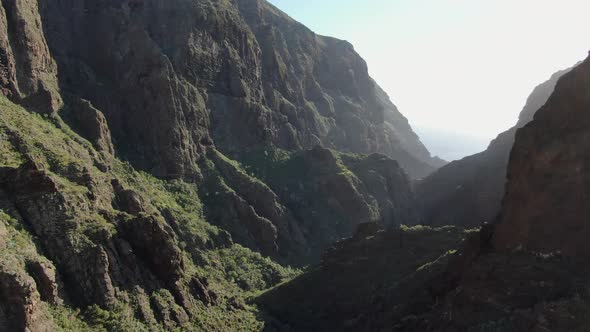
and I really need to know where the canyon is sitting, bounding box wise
[0,0,589,331]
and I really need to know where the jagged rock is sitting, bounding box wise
[25,260,62,305]
[35,0,438,179]
[64,98,115,156]
[189,276,218,306]
[206,148,305,257]
[417,68,570,227]
[493,57,590,255]
[0,164,118,308]
[203,186,280,257]
[0,264,53,332]
[0,89,298,329]
[150,290,190,330]
[118,214,184,285]
[0,0,61,113]
[343,153,420,227]
[111,179,146,215]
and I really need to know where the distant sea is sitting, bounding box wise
[415,126,491,162]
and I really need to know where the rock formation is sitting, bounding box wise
[417,68,569,227]
[0,0,438,329]
[258,57,590,331]
[34,0,439,179]
[493,57,590,255]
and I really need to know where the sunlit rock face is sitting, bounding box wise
[493,57,590,255]
[417,68,569,228]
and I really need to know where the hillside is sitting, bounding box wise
[0,0,436,330]
[257,57,590,331]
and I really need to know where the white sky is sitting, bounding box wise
[268,0,590,143]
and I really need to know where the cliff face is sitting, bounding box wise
[493,57,590,255]
[417,69,569,227]
[0,0,61,113]
[32,0,438,179]
[0,0,431,329]
[412,58,590,330]
[0,0,430,262]
[260,58,590,331]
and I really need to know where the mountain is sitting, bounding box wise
[493,57,590,255]
[257,56,590,332]
[31,0,438,180]
[0,0,436,263]
[416,68,570,227]
[410,54,590,331]
[0,0,434,330]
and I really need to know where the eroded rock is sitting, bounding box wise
[0,0,61,113]
[494,57,590,256]
[0,265,53,332]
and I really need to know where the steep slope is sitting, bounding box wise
[257,57,590,331]
[0,96,302,331]
[0,0,430,268]
[417,69,569,227]
[493,57,590,255]
[34,0,439,179]
[0,0,435,329]
[406,57,590,331]
[257,225,471,332]
[0,95,419,330]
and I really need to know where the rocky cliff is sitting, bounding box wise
[32,0,439,179]
[0,0,435,330]
[0,0,433,261]
[493,57,590,255]
[256,57,590,332]
[417,69,569,227]
[413,59,590,329]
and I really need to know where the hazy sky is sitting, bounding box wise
[267,0,589,147]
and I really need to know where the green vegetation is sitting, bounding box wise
[201,245,299,293]
[0,96,304,331]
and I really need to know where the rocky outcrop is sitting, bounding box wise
[63,98,115,156]
[25,260,63,305]
[0,97,297,330]
[0,0,445,329]
[235,146,421,262]
[343,153,421,226]
[417,69,569,227]
[0,0,61,113]
[32,0,438,179]
[0,0,431,265]
[118,214,185,285]
[493,57,590,255]
[0,265,54,332]
[391,58,590,331]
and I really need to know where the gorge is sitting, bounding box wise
[0,0,589,331]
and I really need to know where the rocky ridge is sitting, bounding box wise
[417,68,569,227]
[34,0,440,180]
[258,56,590,331]
[0,0,436,330]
